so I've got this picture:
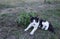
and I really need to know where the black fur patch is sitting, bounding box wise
[30,17,39,23]
[48,23,55,34]
[39,19,46,28]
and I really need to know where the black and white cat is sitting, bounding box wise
[24,16,55,35]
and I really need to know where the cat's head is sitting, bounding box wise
[30,16,39,23]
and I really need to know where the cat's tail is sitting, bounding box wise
[48,23,55,34]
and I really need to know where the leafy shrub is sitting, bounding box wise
[16,12,37,27]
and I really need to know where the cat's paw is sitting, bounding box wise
[24,29,27,31]
[30,32,34,35]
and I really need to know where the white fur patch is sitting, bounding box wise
[24,20,39,35]
[42,21,49,30]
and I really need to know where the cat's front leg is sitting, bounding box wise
[24,23,32,31]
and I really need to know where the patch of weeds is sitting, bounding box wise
[0,14,8,17]
[0,14,8,20]
[46,0,60,4]
[46,1,52,4]
[16,12,37,27]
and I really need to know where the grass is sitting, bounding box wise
[0,0,41,6]
[45,0,60,4]
[0,4,14,9]
[0,0,60,7]
[0,11,60,39]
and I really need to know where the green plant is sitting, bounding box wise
[16,12,37,27]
